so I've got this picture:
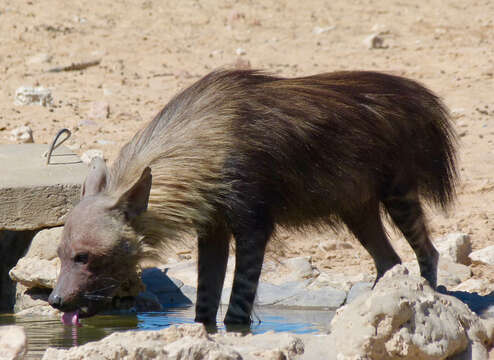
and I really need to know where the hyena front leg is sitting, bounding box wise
[383,189,439,288]
[195,221,230,325]
[224,207,273,326]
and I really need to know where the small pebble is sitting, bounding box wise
[96,139,115,145]
[78,119,98,127]
[363,33,387,49]
[10,126,34,143]
[88,101,110,120]
[14,86,53,106]
[234,57,251,70]
[312,26,335,35]
[27,53,53,65]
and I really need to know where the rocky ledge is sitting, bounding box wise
[3,265,492,360]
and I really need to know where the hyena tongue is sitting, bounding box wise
[61,311,81,326]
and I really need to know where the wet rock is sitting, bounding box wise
[42,324,241,360]
[469,245,494,265]
[0,325,27,360]
[327,265,492,359]
[14,86,53,106]
[436,232,472,265]
[81,149,104,165]
[9,125,33,143]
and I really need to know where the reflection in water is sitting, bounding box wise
[137,306,333,334]
[0,306,333,359]
[0,313,138,359]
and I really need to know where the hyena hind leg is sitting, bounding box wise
[342,200,402,286]
[195,221,230,326]
[224,207,273,327]
[383,189,439,289]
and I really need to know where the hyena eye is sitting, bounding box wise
[74,253,89,264]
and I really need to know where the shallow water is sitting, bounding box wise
[0,306,334,359]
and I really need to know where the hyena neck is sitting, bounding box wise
[106,74,245,251]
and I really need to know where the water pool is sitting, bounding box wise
[0,306,334,359]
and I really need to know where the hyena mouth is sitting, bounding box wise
[60,296,137,326]
[61,310,82,326]
[60,302,101,326]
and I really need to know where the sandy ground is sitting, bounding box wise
[1,1,493,284]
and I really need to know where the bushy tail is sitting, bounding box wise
[415,93,458,210]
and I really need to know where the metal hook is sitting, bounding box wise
[45,128,72,165]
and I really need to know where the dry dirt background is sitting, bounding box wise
[0,0,493,283]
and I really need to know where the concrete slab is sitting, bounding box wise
[0,144,87,230]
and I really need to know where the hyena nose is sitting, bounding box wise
[48,292,62,309]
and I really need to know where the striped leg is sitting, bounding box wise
[194,222,230,326]
[383,190,439,288]
[342,200,402,284]
[224,209,273,326]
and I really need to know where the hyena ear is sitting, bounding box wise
[115,167,152,220]
[81,157,108,197]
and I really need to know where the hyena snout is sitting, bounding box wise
[47,292,63,309]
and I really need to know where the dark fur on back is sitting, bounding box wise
[108,69,457,247]
[223,71,457,229]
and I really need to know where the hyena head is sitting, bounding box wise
[48,158,152,318]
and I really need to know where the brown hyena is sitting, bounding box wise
[49,69,458,326]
